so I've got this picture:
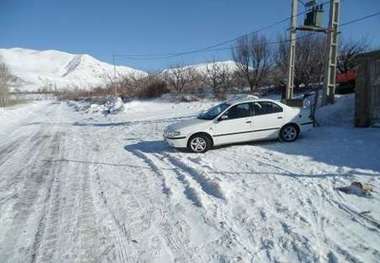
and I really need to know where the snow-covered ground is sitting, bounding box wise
[0,95,379,263]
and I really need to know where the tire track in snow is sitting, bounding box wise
[0,126,64,262]
[0,136,26,167]
[157,153,259,260]
[30,132,65,263]
[92,163,137,263]
[76,162,102,263]
[61,125,127,263]
[151,153,204,207]
[127,148,172,197]
[87,123,173,262]
[161,154,226,201]
[122,122,204,208]
[123,146,204,261]
[86,127,167,262]
[0,129,47,191]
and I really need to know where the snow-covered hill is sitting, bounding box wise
[162,60,239,76]
[185,60,239,74]
[0,48,147,92]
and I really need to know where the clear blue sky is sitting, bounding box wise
[1,0,379,71]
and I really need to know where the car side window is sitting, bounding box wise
[223,103,252,120]
[253,101,283,116]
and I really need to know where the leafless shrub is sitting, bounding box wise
[135,74,170,98]
[56,85,114,101]
[232,34,273,93]
[58,72,170,101]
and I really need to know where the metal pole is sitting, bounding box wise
[112,54,117,96]
[322,0,340,105]
[286,0,298,100]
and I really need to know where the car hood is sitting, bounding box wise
[166,118,210,132]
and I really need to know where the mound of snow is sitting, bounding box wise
[68,96,124,115]
[316,94,355,126]
[0,48,147,92]
[105,97,124,114]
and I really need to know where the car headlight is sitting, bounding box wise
[165,130,181,137]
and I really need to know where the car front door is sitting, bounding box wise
[251,101,285,139]
[212,102,254,145]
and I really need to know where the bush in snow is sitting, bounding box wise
[135,75,170,99]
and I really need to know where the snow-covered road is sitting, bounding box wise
[0,99,379,263]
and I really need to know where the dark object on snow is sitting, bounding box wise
[336,181,374,196]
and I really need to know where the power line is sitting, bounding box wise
[114,0,332,59]
[340,10,380,26]
[115,7,380,61]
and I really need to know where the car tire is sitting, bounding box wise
[279,124,299,142]
[187,134,212,153]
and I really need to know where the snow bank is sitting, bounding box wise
[0,101,49,135]
[68,96,124,115]
[316,94,355,126]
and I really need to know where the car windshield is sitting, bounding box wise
[197,102,231,120]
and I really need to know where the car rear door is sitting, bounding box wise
[212,102,254,145]
[251,101,285,139]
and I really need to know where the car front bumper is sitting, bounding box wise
[164,136,188,148]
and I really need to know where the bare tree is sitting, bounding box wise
[274,33,326,89]
[337,38,369,74]
[164,64,199,94]
[232,34,272,92]
[204,60,233,98]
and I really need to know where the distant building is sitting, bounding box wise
[355,50,380,127]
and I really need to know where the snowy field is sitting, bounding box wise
[0,95,379,263]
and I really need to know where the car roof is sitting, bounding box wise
[225,95,283,106]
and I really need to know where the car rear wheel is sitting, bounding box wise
[280,124,299,142]
[188,134,211,153]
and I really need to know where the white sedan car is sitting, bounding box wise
[164,97,313,153]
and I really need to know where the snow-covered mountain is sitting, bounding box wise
[186,60,239,74]
[0,48,147,92]
[162,60,239,76]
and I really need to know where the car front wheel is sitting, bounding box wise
[187,134,211,153]
[280,124,299,142]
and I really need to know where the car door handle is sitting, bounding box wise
[277,116,283,119]
[246,121,252,123]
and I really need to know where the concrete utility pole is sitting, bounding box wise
[286,0,298,100]
[112,54,118,96]
[322,0,341,105]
